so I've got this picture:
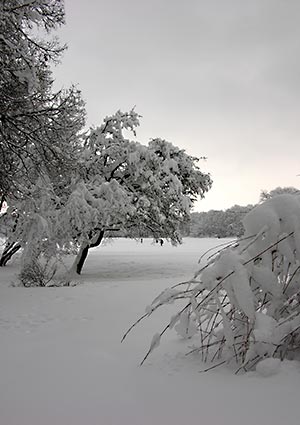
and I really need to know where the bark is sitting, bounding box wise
[73,230,105,275]
[0,241,21,266]
[0,195,5,212]
[75,244,89,275]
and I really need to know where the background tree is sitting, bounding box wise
[188,205,254,238]
[260,186,300,202]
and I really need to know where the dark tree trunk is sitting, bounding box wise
[75,230,105,275]
[0,242,21,266]
[0,195,5,212]
[75,244,89,275]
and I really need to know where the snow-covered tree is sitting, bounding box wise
[125,194,300,372]
[63,110,212,275]
[0,0,85,273]
[260,186,300,202]
[0,0,85,199]
[1,109,212,281]
[188,205,254,238]
[0,3,212,282]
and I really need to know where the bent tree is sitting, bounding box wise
[1,109,211,280]
[63,110,212,275]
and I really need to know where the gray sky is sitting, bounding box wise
[53,0,300,211]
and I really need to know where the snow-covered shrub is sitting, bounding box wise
[18,259,57,288]
[124,194,300,372]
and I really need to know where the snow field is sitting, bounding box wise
[0,238,300,425]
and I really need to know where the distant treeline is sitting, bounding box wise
[108,188,300,240]
[185,204,254,238]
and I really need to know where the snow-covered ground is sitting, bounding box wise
[1,238,300,425]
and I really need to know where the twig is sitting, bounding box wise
[199,360,226,373]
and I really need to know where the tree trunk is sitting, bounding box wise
[75,244,89,275]
[0,241,21,266]
[0,195,6,212]
[72,230,105,275]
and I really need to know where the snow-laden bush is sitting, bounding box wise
[124,194,300,372]
[18,259,56,287]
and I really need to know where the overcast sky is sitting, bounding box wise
[53,0,300,211]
